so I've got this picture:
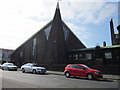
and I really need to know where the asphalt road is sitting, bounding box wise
[0,70,119,88]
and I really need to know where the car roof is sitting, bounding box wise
[3,63,13,64]
[67,64,85,66]
[24,63,37,65]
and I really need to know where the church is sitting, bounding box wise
[10,2,120,74]
[110,19,120,45]
[10,3,86,70]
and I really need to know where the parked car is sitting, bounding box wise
[0,64,2,69]
[21,63,46,74]
[64,64,103,79]
[1,63,18,71]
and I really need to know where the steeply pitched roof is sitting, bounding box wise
[12,2,86,54]
[53,2,62,22]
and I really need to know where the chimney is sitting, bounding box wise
[103,41,106,47]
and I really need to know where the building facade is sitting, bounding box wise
[68,45,120,65]
[0,48,14,64]
[68,45,120,74]
[110,19,120,45]
[10,3,86,70]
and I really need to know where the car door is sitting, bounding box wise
[24,64,30,72]
[27,64,33,72]
[24,64,33,72]
[76,65,86,77]
[3,64,7,70]
[69,65,78,76]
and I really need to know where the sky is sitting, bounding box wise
[0,0,119,50]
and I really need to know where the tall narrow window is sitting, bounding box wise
[79,54,82,59]
[115,34,119,39]
[20,52,23,58]
[63,25,69,40]
[32,38,37,61]
[45,25,52,40]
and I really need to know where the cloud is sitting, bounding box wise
[0,0,118,49]
[61,0,119,2]
[61,2,117,24]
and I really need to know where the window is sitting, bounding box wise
[69,55,72,60]
[45,25,52,40]
[33,38,37,46]
[81,54,86,60]
[76,65,84,69]
[73,54,78,60]
[2,53,5,58]
[105,52,112,59]
[32,38,37,61]
[76,54,78,60]
[28,64,33,67]
[115,34,119,39]
[69,65,77,68]
[7,64,14,66]
[25,64,32,66]
[20,52,23,58]
[63,25,69,40]
[32,38,37,56]
[86,53,92,60]
[82,65,91,69]
[79,54,82,59]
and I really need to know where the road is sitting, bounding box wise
[0,70,119,88]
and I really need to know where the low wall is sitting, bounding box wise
[46,64,120,75]
[95,65,120,75]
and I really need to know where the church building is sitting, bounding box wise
[10,3,86,70]
[110,19,120,45]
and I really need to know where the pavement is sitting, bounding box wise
[15,68,120,80]
[46,70,120,80]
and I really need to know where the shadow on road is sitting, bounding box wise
[21,72,50,75]
[69,77,115,82]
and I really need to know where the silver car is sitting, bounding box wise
[1,63,18,71]
[21,63,46,74]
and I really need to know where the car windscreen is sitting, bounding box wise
[82,65,91,69]
[8,64,14,66]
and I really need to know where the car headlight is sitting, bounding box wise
[94,72,100,74]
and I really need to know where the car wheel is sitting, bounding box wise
[87,74,93,80]
[22,68,25,73]
[32,69,36,74]
[7,67,10,71]
[65,72,70,78]
[2,67,4,70]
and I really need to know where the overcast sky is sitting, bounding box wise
[0,0,119,50]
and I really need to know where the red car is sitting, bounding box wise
[64,64,103,79]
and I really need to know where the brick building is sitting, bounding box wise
[110,19,120,45]
[0,48,14,64]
